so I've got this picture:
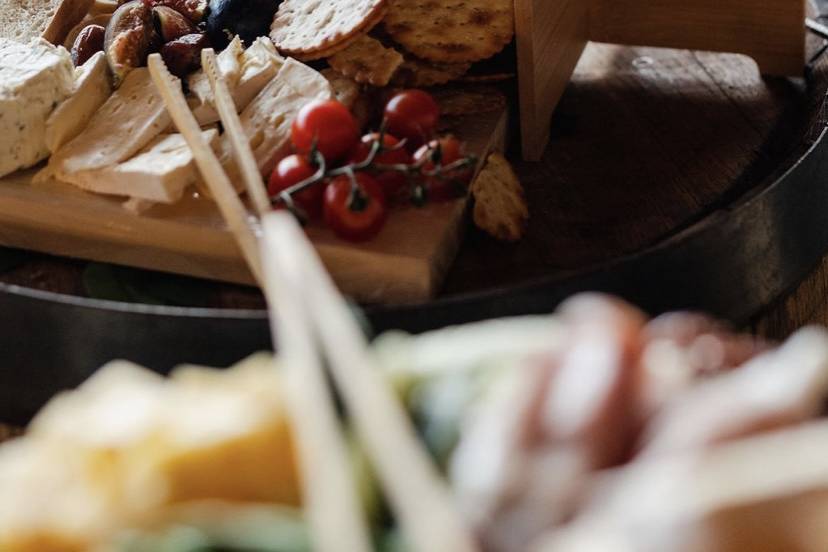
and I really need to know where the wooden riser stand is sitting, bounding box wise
[516,0,807,160]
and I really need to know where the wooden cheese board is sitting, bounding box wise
[0,101,508,304]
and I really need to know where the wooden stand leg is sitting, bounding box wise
[515,0,588,161]
[517,0,806,161]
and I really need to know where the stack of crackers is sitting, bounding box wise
[270,0,515,88]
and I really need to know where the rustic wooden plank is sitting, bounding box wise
[590,0,806,75]
[515,0,588,161]
[0,101,508,305]
[515,0,806,159]
[445,42,811,295]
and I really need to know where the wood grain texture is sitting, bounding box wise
[516,0,806,159]
[445,41,815,299]
[0,102,508,305]
[515,0,588,161]
[590,0,806,75]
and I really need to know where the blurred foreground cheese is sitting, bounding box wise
[45,51,112,153]
[0,440,120,552]
[58,130,218,203]
[28,355,300,523]
[0,38,74,178]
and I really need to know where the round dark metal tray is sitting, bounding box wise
[3,32,828,423]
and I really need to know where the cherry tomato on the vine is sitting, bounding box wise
[268,154,325,218]
[413,136,473,202]
[384,90,440,150]
[348,133,412,201]
[291,100,359,162]
[324,173,387,242]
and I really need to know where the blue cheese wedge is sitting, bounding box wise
[0,38,74,178]
[45,51,112,153]
[50,67,174,177]
[60,130,218,203]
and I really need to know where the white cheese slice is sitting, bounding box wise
[188,36,244,125]
[50,67,174,176]
[190,37,284,127]
[44,51,113,153]
[60,129,218,203]
[0,38,74,178]
[230,57,333,177]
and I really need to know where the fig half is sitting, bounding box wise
[152,5,197,42]
[105,0,153,85]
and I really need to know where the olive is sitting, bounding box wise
[205,0,281,49]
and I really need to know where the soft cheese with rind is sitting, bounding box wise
[59,130,218,203]
[50,67,173,176]
[190,37,284,127]
[0,38,74,178]
[45,51,112,153]
[233,57,332,176]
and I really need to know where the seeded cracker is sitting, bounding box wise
[384,0,514,64]
[329,35,403,87]
[270,0,387,61]
[472,153,528,242]
[320,69,362,109]
[391,56,471,87]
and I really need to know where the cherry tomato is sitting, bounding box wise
[347,133,412,200]
[324,173,387,242]
[291,100,359,162]
[268,154,324,218]
[413,136,473,201]
[384,90,440,150]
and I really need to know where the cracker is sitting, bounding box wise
[432,87,507,117]
[384,0,514,64]
[471,153,528,242]
[390,56,470,87]
[270,0,387,60]
[320,68,362,108]
[328,35,403,87]
[460,72,516,83]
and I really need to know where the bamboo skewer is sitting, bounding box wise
[150,51,476,552]
[147,54,264,285]
[264,214,479,552]
[201,48,272,217]
[261,215,373,552]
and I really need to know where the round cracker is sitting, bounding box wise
[384,0,514,64]
[270,0,387,58]
[391,56,470,87]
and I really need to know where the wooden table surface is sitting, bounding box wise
[445,33,828,339]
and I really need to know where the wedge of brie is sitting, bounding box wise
[60,130,218,203]
[190,37,284,127]
[233,58,333,177]
[0,38,74,178]
[45,51,113,153]
[50,67,174,177]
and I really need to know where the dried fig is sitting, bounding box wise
[148,0,208,23]
[152,5,196,42]
[105,0,153,84]
[71,24,106,66]
[161,33,209,78]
